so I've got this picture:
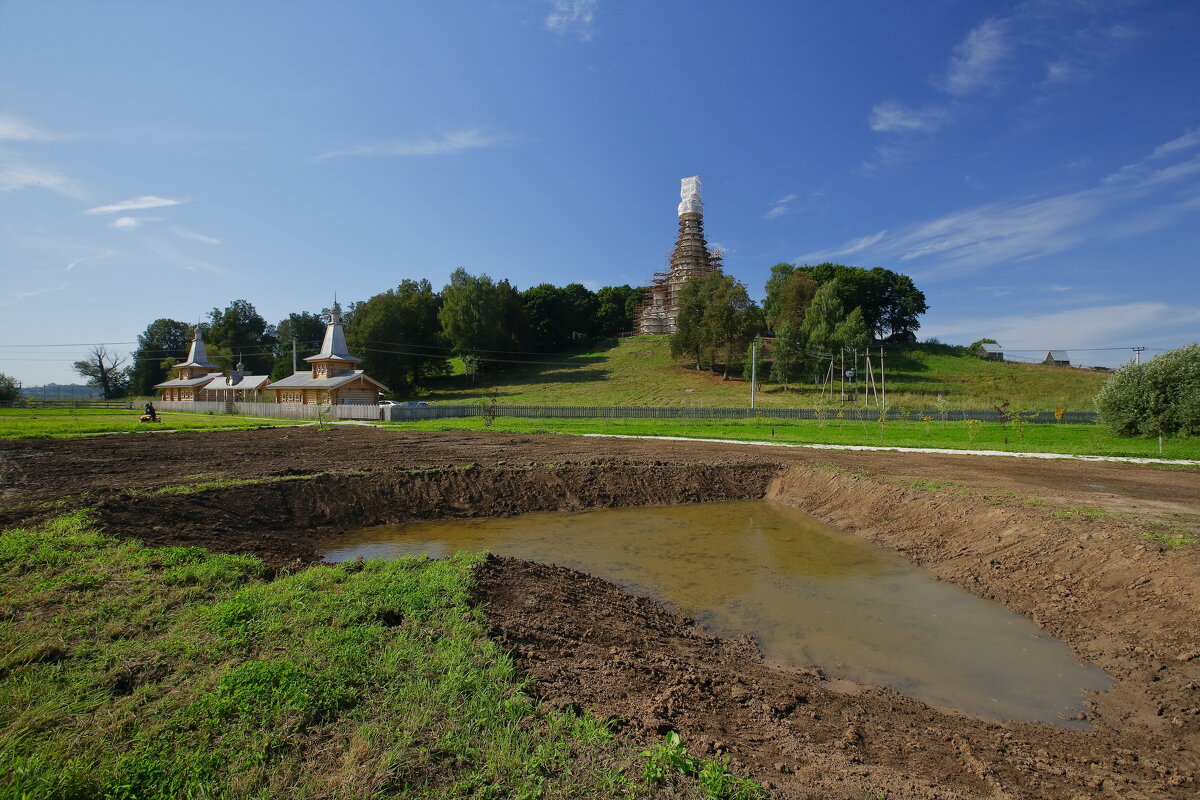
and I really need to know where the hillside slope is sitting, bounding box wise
[418,336,1109,410]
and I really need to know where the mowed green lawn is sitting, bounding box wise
[385,416,1200,461]
[0,408,307,439]
[417,337,1109,411]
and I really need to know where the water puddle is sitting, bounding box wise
[321,500,1110,726]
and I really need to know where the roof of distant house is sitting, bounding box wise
[270,370,387,391]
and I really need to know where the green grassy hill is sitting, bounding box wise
[416,337,1109,411]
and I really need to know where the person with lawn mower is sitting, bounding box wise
[142,402,158,423]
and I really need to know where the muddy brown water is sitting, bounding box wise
[321,499,1110,727]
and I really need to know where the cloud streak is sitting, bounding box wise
[544,0,596,41]
[802,133,1200,273]
[85,195,186,214]
[940,17,1011,96]
[65,251,117,271]
[0,154,85,198]
[316,129,517,160]
[172,226,221,245]
[923,302,1200,357]
[0,114,67,141]
[868,101,950,133]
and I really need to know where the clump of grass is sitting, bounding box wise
[1140,526,1199,549]
[640,731,763,799]
[1053,506,1110,519]
[0,513,643,798]
[909,479,946,491]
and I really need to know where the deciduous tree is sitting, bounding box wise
[73,346,131,399]
[206,299,276,374]
[0,372,20,403]
[128,319,192,395]
[271,312,327,379]
[439,268,502,379]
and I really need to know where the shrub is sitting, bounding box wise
[1095,343,1200,438]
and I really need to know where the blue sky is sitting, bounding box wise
[1,0,1197,385]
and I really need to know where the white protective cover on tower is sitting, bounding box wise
[678,176,703,216]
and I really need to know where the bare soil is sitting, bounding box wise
[1,426,1198,799]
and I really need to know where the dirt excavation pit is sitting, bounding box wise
[2,427,1198,798]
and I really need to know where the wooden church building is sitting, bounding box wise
[154,328,223,401]
[269,301,387,405]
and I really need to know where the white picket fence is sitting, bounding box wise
[154,400,382,421]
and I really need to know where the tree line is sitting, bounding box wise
[120,275,642,397]
[80,261,927,399]
[671,262,928,386]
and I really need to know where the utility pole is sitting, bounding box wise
[750,337,758,410]
[292,338,297,373]
[840,348,845,403]
[1132,346,1146,364]
[880,346,886,408]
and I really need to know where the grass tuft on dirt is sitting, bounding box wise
[0,513,646,798]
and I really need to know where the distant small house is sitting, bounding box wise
[270,301,388,405]
[200,361,271,402]
[977,342,1004,361]
[1044,350,1071,367]
[155,329,222,401]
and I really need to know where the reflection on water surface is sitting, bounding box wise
[322,500,1109,726]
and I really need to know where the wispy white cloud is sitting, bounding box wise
[65,251,117,271]
[0,114,67,141]
[868,101,951,133]
[802,133,1200,272]
[1038,23,1137,90]
[138,238,229,275]
[1150,129,1200,160]
[85,195,186,215]
[940,17,1011,96]
[0,154,85,198]
[545,0,596,41]
[923,302,1200,356]
[315,129,517,160]
[0,283,66,307]
[172,226,221,245]
[765,193,799,219]
[108,216,142,229]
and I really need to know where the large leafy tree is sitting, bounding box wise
[0,373,20,403]
[129,318,192,395]
[670,271,724,369]
[439,268,502,379]
[703,274,761,380]
[594,285,639,337]
[799,280,843,355]
[73,346,131,399]
[271,312,327,380]
[769,321,807,389]
[496,279,528,354]
[1095,344,1200,438]
[346,279,447,391]
[833,307,871,350]
[788,263,927,340]
[763,263,820,330]
[670,271,761,379]
[206,299,276,374]
[520,283,599,350]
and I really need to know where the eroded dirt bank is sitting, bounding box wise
[90,462,778,566]
[1,427,1198,798]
